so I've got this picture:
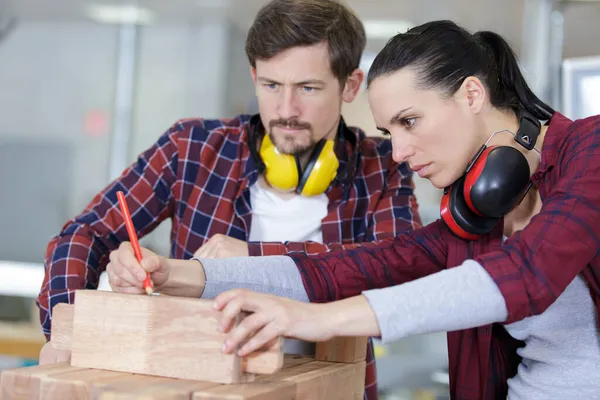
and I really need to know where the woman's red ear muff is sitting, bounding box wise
[441,178,501,240]
[463,146,531,218]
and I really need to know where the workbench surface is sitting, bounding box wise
[0,354,365,399]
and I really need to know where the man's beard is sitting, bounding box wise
[269,118,314,156]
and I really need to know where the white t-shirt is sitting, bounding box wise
[248,177,329,355]
[248,178,328,244]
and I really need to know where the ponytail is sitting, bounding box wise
[474,31,554,120]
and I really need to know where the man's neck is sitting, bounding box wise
[257,175,298,200]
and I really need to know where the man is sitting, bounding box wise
[37,0,422,398]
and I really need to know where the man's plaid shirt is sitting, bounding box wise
[38,114,422,399]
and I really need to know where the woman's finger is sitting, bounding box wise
[219,295,248,334]
[214,289,246,311]
[222,312,270,354]
[237,323,282,356]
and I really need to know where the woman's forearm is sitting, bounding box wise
[362,259,508,343]
[196,256,310,302]
[323,295,382,337]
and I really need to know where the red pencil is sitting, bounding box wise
[116,191,153,295]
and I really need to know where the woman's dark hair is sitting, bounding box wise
[367,20,554,120]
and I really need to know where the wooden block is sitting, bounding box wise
[241,338,283,375]
[315,336,368,363]
[70,290,244,383]
[50,303,73,351]
[56,293,281,377]
[0,362,84,400]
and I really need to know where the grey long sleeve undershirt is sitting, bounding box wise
[196,256,508,343]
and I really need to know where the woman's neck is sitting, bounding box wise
[482,108,547,180]
[481,108,548,236]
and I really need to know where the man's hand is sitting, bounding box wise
[39,342,71,365]
[193,234,249,259]
[106,242,170,294]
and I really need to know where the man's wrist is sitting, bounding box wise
[157,259,206,298]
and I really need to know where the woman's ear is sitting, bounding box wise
[459,76,486,115]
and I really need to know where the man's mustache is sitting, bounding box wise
[269,119,311,130]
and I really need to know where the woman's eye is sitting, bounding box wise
[402,118,416,129]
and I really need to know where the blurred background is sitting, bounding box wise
[0,0,599,398]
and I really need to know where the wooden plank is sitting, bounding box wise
[70,290,246,383]
[94,355,311,400]
[315,337,368,363]
[280,354,313,369]
[0,362,85,400]
[91,374,181,400]
[192,380,295,399]
[280,361,366,400]
[58,294,281,377]
[50,303,73,351]
[95,376,221,400]
[193,360,366,400]
[38,368,134,400]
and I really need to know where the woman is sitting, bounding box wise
[107,20,600,399]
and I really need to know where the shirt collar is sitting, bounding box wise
[532,111,571,179]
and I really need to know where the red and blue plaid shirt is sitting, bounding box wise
[291,112,600,399]
[38,114,422,400]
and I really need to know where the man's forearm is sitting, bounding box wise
[157,259,206,297]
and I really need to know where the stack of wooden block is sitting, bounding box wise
[0,290,367,399]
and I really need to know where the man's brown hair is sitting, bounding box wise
[245,0,366,84]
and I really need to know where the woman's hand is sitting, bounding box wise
[214,289,334,356]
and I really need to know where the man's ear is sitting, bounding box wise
[342,68,365,103]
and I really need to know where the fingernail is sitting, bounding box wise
[221,342,228,353]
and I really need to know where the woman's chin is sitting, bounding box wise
[429,174,454,190]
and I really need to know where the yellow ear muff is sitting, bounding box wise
[297,140,339,197]
[259,134,299,192]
